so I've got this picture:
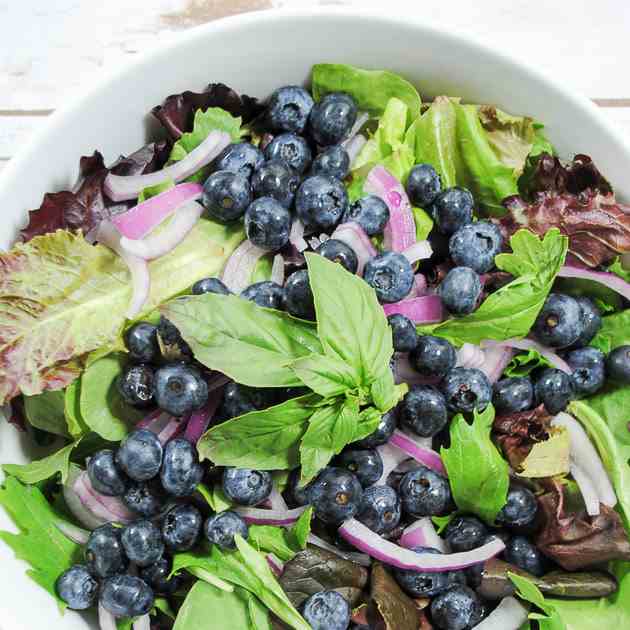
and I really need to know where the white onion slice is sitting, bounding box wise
[338,519,504,572]
[331,221,377,276]
[306,533,372,566]
[389,429,446,475]
[373,443,410,486]
[267,484,288,512]
[132,615,151,630]
[270,254,285,285]
[120,201,204,260]
[55,520,90,545]
[479,343,515,383]
[221,239,268,294]
[456,343,487,370]
[558,265,630,301]
[342,111,369,145]
[569,462,601,516]
[104,130,230,202]
[402,240,433,264]
[345,134,368,166]
[289,219,309,253]
[399,518,448,553]
[234,505,307,526]
[267,553,285,576]
[474,596,529,630]
[307,236,322,250]
[486,338,571,374]
[98,603,117,630]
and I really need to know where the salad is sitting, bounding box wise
[1,62,629,630]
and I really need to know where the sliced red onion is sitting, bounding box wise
[402,241,433,265]
[399,518,447,553]
[120,201,204,261]
[136,408,168,430]
[111,182,203,239]
[184,394,221,445]
[342,112,369,145]
[307,533,372,567]
[267,484,289,512]
[478,343,515,384]
[331,221,377,276]
[99,603,117,630]
[392,353,441,386]
[73,471,135,524]
[104,130,230,202]
[487,338,571,374]
[373,443,411,486]
[456,343,486,370]
[55,520,90,545]
[382,295,444,324]
[156,417,185,445]
[338,519,504,572]
[63,481,108,530]
[345,134,368,167]
[221,238,268,294]
[270,254,285,285]
[234,505,308,526]
[135,409,183,445]
[132,615,151,630]
[552,412,616,508]
[289,219,308,253]
[307,235,322,250]
[390,430,446,475]
[267,553,285,577]
[95,220,150,319]
[558,265,630,301]
[364,165,416,252]
[407,274,428,298]
[569,462,600,516]
[474,596,528,630]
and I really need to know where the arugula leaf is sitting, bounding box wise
[441,405,509,523]
[248,509,311,562]
[161,293,322,388]
[311,63,421,119]
[419,229,568,345]
[590,309,630,354]
[0,477,80,604]
[509,573,565,630]
[23,390,69,437]
[198,394,322,469]
[3,440,78,484]
[79,353,143,441]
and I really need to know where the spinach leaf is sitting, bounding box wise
[3,440,79,484]
[23,390,68,437]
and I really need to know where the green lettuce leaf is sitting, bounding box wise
[419,228,568,345]
[609,258,630,283]
[137,177,175,203]
[505,347,553,377]
[412,206,434,240]
[23,390,69,437]
[63,379,88,439]
[196,482,233,513]
[0,477,80,604]
[248,508,312,561]
[441,405,509,523]
[3,440,79,484]
[0,221,244,404]
[311,63,421,119]
[590,309,630,354]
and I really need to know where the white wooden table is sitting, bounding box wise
[2,0,630,174]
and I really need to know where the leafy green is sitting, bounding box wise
[505,347,553,377]
[509,573,565,630]
[291,354,359,398]
[79,353,143,441]
[419,229,568,345]
[311,63,421,119]
[197,482,233,512]
[23,390,68,437]
[161,293,322,388]
[412,206,433,240]
[288,507,313,550]
[590,309,630,354]
[3,440,78,484]
[441,405,509,523]
[137,177,175,203]
[63,380,87,439]
[609,258,630,283]
[248,508,312,561]
[0,477,80,604]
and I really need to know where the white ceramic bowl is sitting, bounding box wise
[1,8,630,629]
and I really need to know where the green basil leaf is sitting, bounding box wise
[196,482,233,513]
[351,406,384,444]
[23,390,69,438]
[370,370,406,412]
[509,573,566,630]
[288,507,313,551]
[248,526,298,562]
[3,440,79,485]
[161,294,322,388]
[64,380,88,439]
[291,353,359,397]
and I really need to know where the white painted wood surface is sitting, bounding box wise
[2,0,630,172]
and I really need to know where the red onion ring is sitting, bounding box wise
[234,505,308,526]
[558,265,630,301]
[389,429,446,475]
[331,221,377,276]
[221,239,268,294]
[382,295,444,324]
[399,518,448,553]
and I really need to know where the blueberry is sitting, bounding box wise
[432,187,474,235]
[204,510,249,549]
[308,467,363,524]
[267,86,314,134]
[160,438,204,497]
[241,281,285,309]
[409,336,456,378]
[296,175,348,231]
[287,468,314,507]
[406,164,442,208]
[191,277,231,296]
[121,520,164,567]
[300,590,351,630]
[124,322,159,363]
[251,159,300,208]
[214,141,264,178]
[85,524,127,579]
[244,196,292,251]
[123,481,163,517]
[162,503,203,551]
[116,429,163,482]
[87,449,128,496]
[493,377,534,414]
[154,364,208,416]
[430,585,483,630]
[223,468,272,506]
[202,170,252,223]
[140,557,183,596]
[336,448,383,487]
[316,239,359,274]
[504,536,546,576]
[158,316,192,361]
[449,222,503,274]
[498,485,538,528]
[364,251,414,303]
[439,267,482,315]
[284,269,315,320]
[566,347,606,396]
[533,293,583,348]
[356,485,401,534]
[444,516,488,552]
[387,314,418,353]
[399,466,452,517]
[117,364,154,407]
[100,574,154,617]
[311,145,350,180]
[571,297,602,348]
[264,133,312,174]
[399,385,448,437]
[219,383,279,420]
[309,92,358,146]
[56,565,98,610]
[353,408,397,448]
[606,345,630,383]
[534,368,575,414]
[465,533,505,588]
[343,195,390,236]
[394,546,450,597]
[442,367,492,414]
